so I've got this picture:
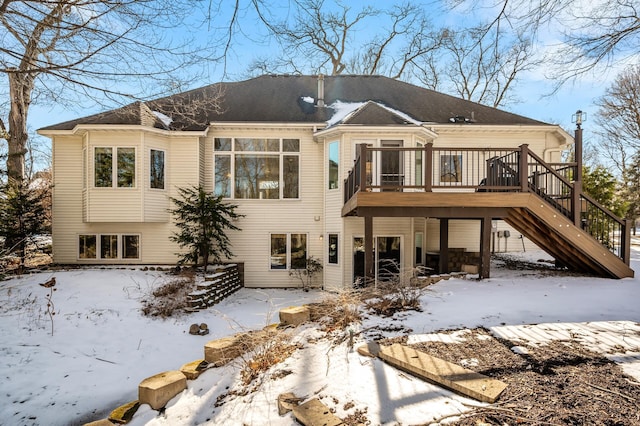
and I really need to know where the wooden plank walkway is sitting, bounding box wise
[377,343,507,403]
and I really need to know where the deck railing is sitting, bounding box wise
[344,143,629,264]
[580,193,627,259]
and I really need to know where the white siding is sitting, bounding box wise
[208,128,324,288]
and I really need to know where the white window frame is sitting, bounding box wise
[213,138,300,200]
[77,233,141,260]
[149,148,166,190]
[93,146,137,189]
[269,232,308,270]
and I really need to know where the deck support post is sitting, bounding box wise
[623,219,632,265]
[364,216,374,283]
[439,219,449,274]
[358,144,368,192]
[424,143,433,192]
[480,217,492,279]
[519,144,529,192]
[573,120,583,227]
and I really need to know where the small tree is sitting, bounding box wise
[289,255,323,291]
[582,165,627,217]
[169,186,242,273]
[0,180,51,273]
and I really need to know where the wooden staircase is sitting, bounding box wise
[505,195,633,279]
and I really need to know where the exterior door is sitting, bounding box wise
[353,236,402,285]
[380,140,403,190]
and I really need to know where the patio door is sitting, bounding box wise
[353,236,402,285]
[380,140,403,190]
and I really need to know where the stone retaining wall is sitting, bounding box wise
[186,264,241,310]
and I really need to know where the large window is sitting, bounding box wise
[94,147,136,188]
[150,149,165,189]
[270,233,307,270]
[328,141,339,190]
[78,234,140,260]
[214,138,300,199]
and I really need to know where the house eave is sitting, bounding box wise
[314,124,438,140]
[209,121,327,130]
[38,124,209,138]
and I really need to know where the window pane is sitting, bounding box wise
[214,155,231,197]
[214,138,231,151]
[328,142,339,190]
[283,155,299,199]
[270,234,287,269]
[95,147,112,187]
[235,154,279,199]
[283,139,300,152]
[150,149,165,189]
[79,235,96,259]
[291,233,307,269]
[328,234,338,264]
[117,148,136,187]
[123,235,139,259]
[100,235,118,259]
[235,138,279,152]
[440,154,462,183]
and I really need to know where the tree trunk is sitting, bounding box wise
[7,70,35,182]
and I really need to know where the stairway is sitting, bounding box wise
[504,194,633,279]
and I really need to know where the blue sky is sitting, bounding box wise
[26,0,624,141]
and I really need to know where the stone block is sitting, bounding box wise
[138,370,187,410]
[462,264,479,274]
[83,420,115,426]
[108,400,140,424]
[180,359,209,380]
[204,335,244,366]
[279,306,310,326]
[292,398,343,426]
[277,392,303,415]
[356,342,381,358]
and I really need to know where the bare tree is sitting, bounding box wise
[0,0,209,182]
[414,25,539,107]
[248,0,441,78]
[449,0,640,82]
[594,65,640,177]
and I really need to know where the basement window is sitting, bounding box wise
[78,234,140,260]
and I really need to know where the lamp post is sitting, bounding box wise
[572,110,586,183]
[571,110,586,227]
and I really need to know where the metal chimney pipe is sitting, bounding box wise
[317,74,325,107]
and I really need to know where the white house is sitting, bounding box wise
[38,75,634,288]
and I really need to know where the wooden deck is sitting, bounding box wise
[343,190,632,279]
[342,144,633,280]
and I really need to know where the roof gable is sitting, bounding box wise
[339,101,422,126]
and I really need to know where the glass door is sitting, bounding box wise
[380,140,403,190]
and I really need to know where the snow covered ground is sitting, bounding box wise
[1,244,639,426]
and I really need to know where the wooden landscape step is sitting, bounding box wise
[378,343,507,403]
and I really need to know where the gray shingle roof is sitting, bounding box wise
[40,75,546,131]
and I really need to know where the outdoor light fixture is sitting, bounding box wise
[572,110,587,128]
